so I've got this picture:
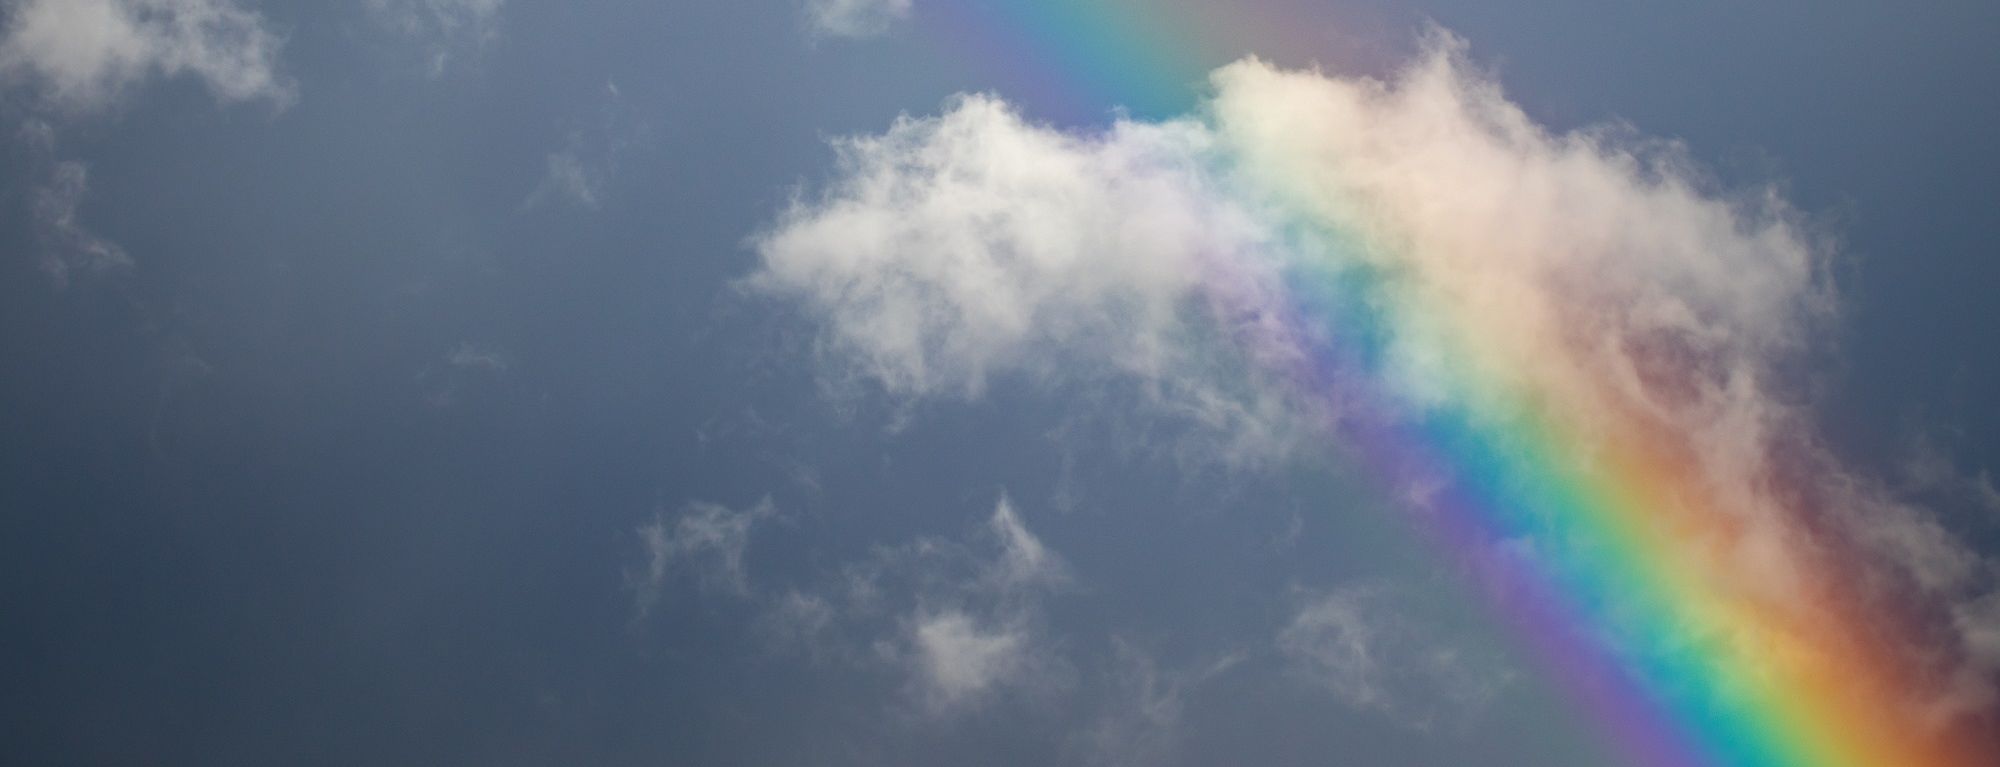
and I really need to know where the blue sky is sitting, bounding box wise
[1,2,1997,765]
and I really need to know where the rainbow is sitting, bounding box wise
[907,2,1997,765]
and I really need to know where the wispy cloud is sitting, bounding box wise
[985,494,1069,590]
[417,342,511,408]
[803,0,912,40]
[902,497,1071,711]
[758,496,1073,715]
[445,342,508,373]
[907,608,1032,709]
[1278,584,1513,730]
[630,498,778,616]
[365,0,504,78]
[0,0,292,111]
[32,159,128,284]
[1073,639,1242,767]
[528,139,601,209]
[525,81,646,211]
[15,120,127,286]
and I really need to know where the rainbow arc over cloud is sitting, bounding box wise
[911,3,2000,765]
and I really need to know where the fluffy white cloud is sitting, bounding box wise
[630,498,777,615]
[0,0,291,110]
[751,91,1316,468]
[803,0,911,40]
[753,32,2000,726]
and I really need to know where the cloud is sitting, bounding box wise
[365,0,503,77]
[0,0,292,111]
[895,496,1070,711]
[525,81,645,211]
[445,342,507,372]
[31,159,129,285]
[1073,640,1242,767]
[1278,584,1512,730]
[418,342,509,408]
[986,494,1069,589]
[908,609,1031,708]
[893,512,1071,712]
[1,2,286,284]
[528,140,601,208]
[1899,429,2000,525]
[630,498,777,616]
[758,496,1072,714]
[750,90,1317,468]
[803,0,912,40]
[759,590,839,662]
[16,121,127,286]
[753,31,2000,730]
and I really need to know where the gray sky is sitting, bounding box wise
[2,2,1997,765]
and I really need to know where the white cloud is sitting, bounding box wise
[750,91,1317,468]
[1278,584,1512,730]
[0,0,292,110]
[909,609,1029,708]
[754,31,2000,728]
[986,494,1067,589]
[804,0,911,40]
[365,0,503,77]
[630,498,777,616]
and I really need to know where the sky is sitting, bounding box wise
[1,1,1998,765]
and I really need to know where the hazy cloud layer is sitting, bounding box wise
[0,0,291,110]
[753,35,1999,724]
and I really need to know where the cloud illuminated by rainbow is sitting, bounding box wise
[753,31,2000,767]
